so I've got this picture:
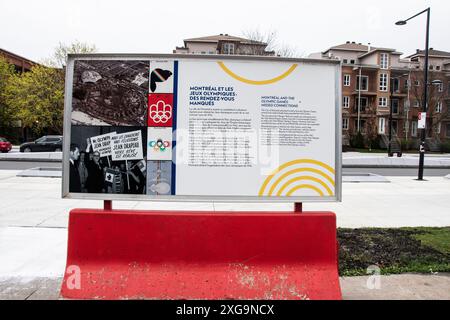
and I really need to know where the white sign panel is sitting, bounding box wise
[175,60,337,198]
[90,132,116,157]
[111,130,144,161]
[64,55,341,202]
[418,112,427,129]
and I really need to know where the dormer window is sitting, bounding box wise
[223,43,235,55]
[380,53,389,69]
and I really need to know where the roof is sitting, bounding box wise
[184,34,267,46]
[322,42,371,54]
[407,49,450,59]
[358,48,399,58]
[323,42,401,56]
[0,48,37,65]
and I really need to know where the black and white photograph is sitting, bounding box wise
[72,60,149,126]
[69,126,147,194]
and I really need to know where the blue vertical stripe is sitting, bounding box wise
[171,60,178,195]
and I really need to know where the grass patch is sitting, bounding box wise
[409,227,450,254]
[338,227,450,277]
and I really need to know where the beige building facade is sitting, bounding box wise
[174,34,275,56]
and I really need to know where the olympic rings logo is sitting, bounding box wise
[149,139,171,152]
[149,100,172,124]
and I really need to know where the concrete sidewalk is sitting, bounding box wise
[1,274,449,300]
[1,170,449,300]
[1,169,449,229]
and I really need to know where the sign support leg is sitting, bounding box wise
[104,200,112,211]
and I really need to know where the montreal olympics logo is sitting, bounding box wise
[149,100,172,124]
[149,139,171,152]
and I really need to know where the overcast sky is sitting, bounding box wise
[0,0,448,62]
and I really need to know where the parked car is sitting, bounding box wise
[20,135,63,152]
[0,137,12,153]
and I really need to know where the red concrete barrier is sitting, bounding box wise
[60,209,341,300]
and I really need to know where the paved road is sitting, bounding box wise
[0,160,448,177]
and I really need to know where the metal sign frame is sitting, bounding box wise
[62,53,342,203]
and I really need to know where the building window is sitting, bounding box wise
[392,99,399,114]
[392,78,400,92]
[414,80,420,86]
[404,79,410,90]
[379,73,388,91]
[414,100,420,108]
[350,59,355,64]
[436,66,441,71]
[436,123,441,134]
[436,81,443,92]
[429,65,434,70]
[342,118,349,130]
[343,59,348,64]
[343,74,351,86]
[343,96,350,108]
[354,119,366,132]
[222,43,235,54]
[356,75,369,91]
[392,120,398,133]
[379,97,388,107]
[411,121,418,137]
[404,99,411,110]
[380,53,389,69]
[378,118,386,134]
[355,97,368,112]
[436,102,442,113]
[446,123,450,137]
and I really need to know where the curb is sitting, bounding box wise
[343,164,450,169]
[0,158,62,162]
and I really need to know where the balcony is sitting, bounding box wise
[351,90,378,97]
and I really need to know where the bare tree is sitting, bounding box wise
[242,28,302,57]
[276,43,303,58]
[365,99,379,150]
[41,41,97,68]
[410,71,448,139]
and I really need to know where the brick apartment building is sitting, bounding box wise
[175,35,450,150]
[173,34,275,56]
[313,42,450,150]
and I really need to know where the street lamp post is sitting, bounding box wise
[388,77,394,156]
[396,7,430,181]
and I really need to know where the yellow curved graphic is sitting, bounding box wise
[268,168,335,196]
[276,176,333,196]
[258,159,335,197]
[286,185,324,197]
[217,61,298,85]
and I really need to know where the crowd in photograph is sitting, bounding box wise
[69,139,146,194]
